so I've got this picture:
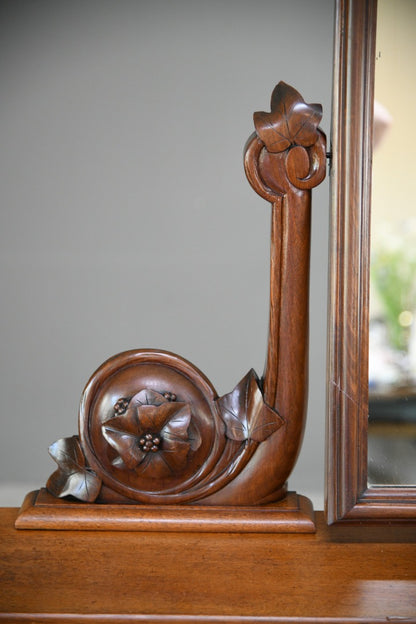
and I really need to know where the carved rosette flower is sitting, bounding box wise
[102,389,201,479]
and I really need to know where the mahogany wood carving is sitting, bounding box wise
[16,82,326,529]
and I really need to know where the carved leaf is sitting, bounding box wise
[253,82,322,153]
[131,388,167,407]
[217,370,284,443]
[162,404,192,441]
[103,428,147,470]
[187,422,202,452]
[47,436,102,502]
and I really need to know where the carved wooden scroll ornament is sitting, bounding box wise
[17,83,326,530]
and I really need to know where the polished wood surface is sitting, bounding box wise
[326,0,416,523]
[2,508,416,622]
[244,82,326,502]
[15,489,314,533]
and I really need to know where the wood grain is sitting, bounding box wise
[2,509,416,622]
[15,489,315,532]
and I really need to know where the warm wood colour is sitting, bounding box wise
[245,82,326,496]
[326,0,416,523]
[16,82,326,530]
[15,489,314,532]
[2,508,416,622]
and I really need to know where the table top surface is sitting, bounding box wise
[1,507,416,622]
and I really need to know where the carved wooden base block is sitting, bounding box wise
[15,489,315,533]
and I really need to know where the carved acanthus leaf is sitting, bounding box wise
[46,435,102,502]
[217,369,284,443]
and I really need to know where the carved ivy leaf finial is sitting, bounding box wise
[253,82,322,153]
[217,369,285,443]
[46,435,102,502]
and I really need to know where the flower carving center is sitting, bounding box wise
[139,433,161,453]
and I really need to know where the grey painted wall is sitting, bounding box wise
[0,0,334,503]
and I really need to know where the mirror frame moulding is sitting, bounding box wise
[326,0,416,524]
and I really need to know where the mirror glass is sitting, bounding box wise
[368,0,416,485]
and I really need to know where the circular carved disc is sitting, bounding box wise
[79,350,224,503]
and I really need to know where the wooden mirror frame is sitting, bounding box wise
[326,0,416,524]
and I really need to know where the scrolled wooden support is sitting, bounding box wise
[25,82,326,517]
[244,82,327,496]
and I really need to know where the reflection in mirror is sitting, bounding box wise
[368,0,416,486]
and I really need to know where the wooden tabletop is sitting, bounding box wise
[1,508,416,622]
